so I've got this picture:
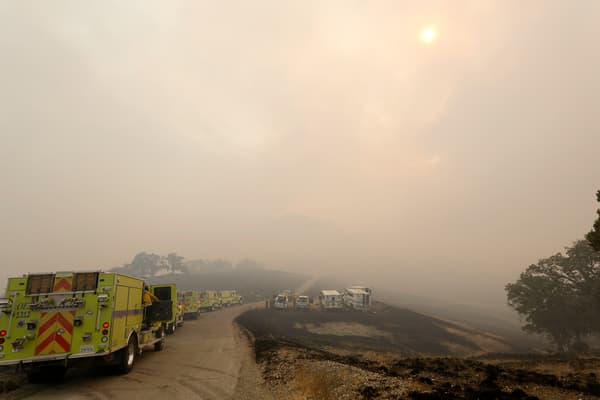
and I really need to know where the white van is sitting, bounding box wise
[274,293,290,310]
[349,286,373,307]
[319,290,343,310]
[296,295,310,310]
[344,288,371,311]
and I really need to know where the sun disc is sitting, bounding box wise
[420,26,437,44]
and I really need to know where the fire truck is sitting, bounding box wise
[177,290,201,320]
[0,272,172,380]
[198,290,222,312]
[150,283,183,334]
[219,290,243,307]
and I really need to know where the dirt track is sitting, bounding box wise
[2,303,265,400]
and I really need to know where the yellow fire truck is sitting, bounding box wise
[150,283,183,334]
[0,272,171,380]
[177,290,201,320]
[219,290,243,306]
[198,290,221,312]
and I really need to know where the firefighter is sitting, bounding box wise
[143,286,160,326]
[143,286,159,305]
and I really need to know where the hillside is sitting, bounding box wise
[237,301,514,357]
[236,305,600,399]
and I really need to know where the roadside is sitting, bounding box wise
[1,303,265,400]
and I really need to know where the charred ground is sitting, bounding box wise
[236,304,600,399]
[236,301,513,356]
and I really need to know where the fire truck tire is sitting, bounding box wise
[154,330,165,351]
[118,336,137,374]
[166,322,175,335]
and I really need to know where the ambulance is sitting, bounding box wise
[0,272,171,380]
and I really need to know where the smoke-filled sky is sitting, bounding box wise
[1,1,599,305]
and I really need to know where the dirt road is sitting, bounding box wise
[5,303,264,400]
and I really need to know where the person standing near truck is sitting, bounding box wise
[144,286,159,305]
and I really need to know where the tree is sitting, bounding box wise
[586,190,600,251]
[166,252,188,273]
[505,240,600,352]
[128,252,162,276]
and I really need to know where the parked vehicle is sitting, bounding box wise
[150,283,183,333]
[319,290,343,310]
[0,272,171,380]
[219,290,243,306]
[295,295,310,310]
[344,288,371,311]
[273,293,290,310]
[348,286,373,306]
[198,290,218,312]
[178,290,201,320]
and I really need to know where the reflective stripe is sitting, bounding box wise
[35,311,74,355]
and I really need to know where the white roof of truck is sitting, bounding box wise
[320,290,341,296]
[346,288,368,295]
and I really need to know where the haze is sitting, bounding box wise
[1,1,599,307]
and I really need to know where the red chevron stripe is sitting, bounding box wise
[37,314,57,336]
[53,278,72,292]
[54,334,71,353]
[35,333,55,355]
[56,313,73,334]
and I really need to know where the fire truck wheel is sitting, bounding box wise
[154,330,165,351]
[166,322,175,335]
[118,336,137,374]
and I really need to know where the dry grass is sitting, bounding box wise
[292,366,341,400]
[444,326,513,354]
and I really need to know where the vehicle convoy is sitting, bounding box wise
[150,283,183,334]
[178,290,201,320]
[219,290,243,306]
[0,272,172,380]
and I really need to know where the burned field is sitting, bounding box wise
[236,302,513,356]
[236,304,600,399]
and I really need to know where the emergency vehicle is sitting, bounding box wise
[198,290,220,312]
[273,293,290,310]
[150,283,183,334]
[319,290,344,310]
[0,272,171,380]
[343,288,371,311]
[218,290,242,306]
[177,290,201,320]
